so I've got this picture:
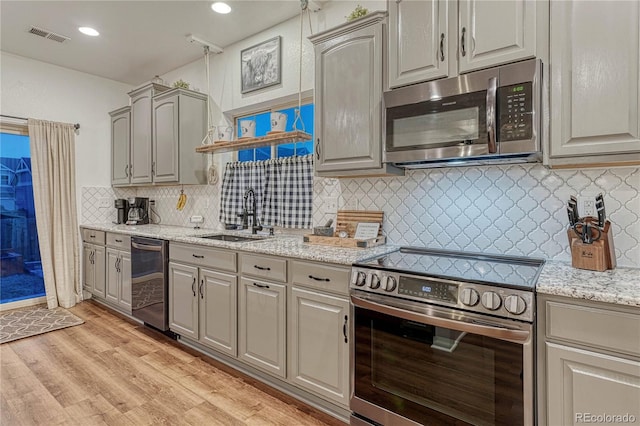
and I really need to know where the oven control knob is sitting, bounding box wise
[355,271,366,287]
[369,273,381,289]
[385,276,397,292]
[504,295,527,315]
[460,288,480,306]
[481,291,502,311]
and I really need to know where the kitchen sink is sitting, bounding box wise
[198,234,265,243]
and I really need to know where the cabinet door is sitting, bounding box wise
[83,244,94,292]
[152,94,180,183]
[458,0,536,73]
[199,269,237,357]
[546,342,640,425]
[549,0,640,158]
[315,21,383,172]
[105,248,120,304]
[388,0,449,88]
[110,110,130,186]
[92,245,106,298]
[119,251,132,313]
[289,287,350,406]
[239,278,286,378]
[130,92,153,184]
[168,262,198,339]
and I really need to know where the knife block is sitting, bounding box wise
[567,219,616,271]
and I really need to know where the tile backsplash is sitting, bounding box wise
[82,164,639,268]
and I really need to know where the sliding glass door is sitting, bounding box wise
[0,131,45,305]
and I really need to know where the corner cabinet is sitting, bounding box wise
[548,0,640,166]
[104,233,132,314]
[537,295,640,425]
[81,229,106,299]
[310,11,402,177]
[152,88,208,184]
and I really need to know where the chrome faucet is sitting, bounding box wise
[241,188,262,234]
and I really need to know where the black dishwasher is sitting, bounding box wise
[131,236,169,331]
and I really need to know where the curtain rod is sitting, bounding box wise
[0,114,80,130]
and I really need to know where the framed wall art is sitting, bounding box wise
[241,36,281,94]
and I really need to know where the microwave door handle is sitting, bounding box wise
[486,76,498,154]
[351,294,530,344]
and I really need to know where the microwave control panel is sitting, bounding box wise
[498,82,533,141]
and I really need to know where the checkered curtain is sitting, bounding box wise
[220,154,313,229]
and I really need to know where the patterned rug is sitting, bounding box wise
[0,305,84,344]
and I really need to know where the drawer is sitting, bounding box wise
[240,253,287,283]
[546,300,640,357]
[291,260,350,295]
[106,233,131,251]
[170,242,237,272]
[82,229,105,244]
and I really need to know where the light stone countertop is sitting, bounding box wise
[80,224,640,306]
[80,223,399,266]
[537,261,640,307]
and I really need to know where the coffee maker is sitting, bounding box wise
[114,199,129,224]
[126,197,150,225]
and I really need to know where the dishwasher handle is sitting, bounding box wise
[131,241,163,252]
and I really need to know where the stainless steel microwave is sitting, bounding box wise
[384,59,542,168]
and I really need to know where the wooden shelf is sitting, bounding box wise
[195,130,312,154]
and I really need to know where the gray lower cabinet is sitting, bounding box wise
[82,243,105,298]
[238,277,286,378]
[289,286,349,406]
[168,262,199,339]
[105,248,131,313]
[169,257,238,356]
[538,295,640,425]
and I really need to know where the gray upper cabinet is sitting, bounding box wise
[388,0,451,89]
[458,0,537,74]
[548,0,640,166]
[109,106,130,186]
[152,88,208,185]
[310,11,401,177]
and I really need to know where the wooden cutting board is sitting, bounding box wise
[303,210,385,249]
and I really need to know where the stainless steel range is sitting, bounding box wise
[349,247,545,426]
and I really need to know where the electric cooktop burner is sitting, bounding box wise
[351,248,545,322]
[354,247,544,290]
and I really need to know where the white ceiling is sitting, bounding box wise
[0,1,305,85]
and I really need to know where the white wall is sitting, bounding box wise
[0,51,132,219]
[161,1,386,123]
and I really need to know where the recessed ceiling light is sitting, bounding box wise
[78,27,99,37]
[211,2,231,14]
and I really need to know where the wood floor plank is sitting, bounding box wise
[1,301,346,425]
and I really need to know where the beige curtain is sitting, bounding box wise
[28,119,81,309]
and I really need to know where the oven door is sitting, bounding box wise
[351,292,534,426]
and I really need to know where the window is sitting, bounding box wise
[236,103,314,162]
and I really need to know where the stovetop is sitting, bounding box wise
[354,247,545,291]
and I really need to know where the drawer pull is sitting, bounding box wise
[89,235,96,238]
[308,274,330,282]
[254,265,271,271]
[343,315,348,343]
[115,239,122,243]
[253,282,270,289]
[192,254,205,259]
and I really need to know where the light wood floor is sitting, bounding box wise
[0,301,346,426]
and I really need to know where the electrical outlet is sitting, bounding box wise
[325,197,338,214]
[578,196,597,218]
[99,198,111,208]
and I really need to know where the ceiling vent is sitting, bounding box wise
[27,26,70,43]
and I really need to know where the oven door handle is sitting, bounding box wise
[351,294,530,343]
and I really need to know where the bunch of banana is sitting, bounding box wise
[176,188,187,211]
